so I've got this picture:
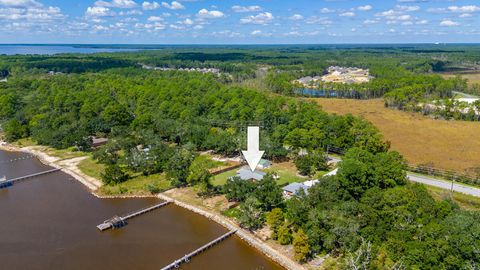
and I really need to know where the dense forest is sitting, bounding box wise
[1,45,479,268]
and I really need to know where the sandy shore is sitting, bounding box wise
[0,140,102,191]
[1,139,304,270]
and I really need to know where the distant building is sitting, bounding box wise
[303,179,319,188]
[258,159,271,169]
[91,137,108,148]
[233,167,266,181]
[282,182,309,198]
[457,98,480,104]
[323,168,339,177]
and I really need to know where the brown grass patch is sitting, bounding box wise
[312,98,480,173]
[440,72,480,86]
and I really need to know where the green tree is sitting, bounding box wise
[277,223,293,245]
[238,196,265,230]
[254,175,284,211]
[266,208,285,239]
[101,164,129,185]
[187,156,213,191]
[223,177,256,202]
[293,229,310,262]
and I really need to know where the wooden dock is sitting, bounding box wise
[160,230,237,270]
[0,168,61,189]
[97,201,171,231]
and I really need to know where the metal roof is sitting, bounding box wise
[282,182,309,195]
[236,167,266,181]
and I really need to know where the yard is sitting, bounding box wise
[212,161,314,187]
[77,155,171,195]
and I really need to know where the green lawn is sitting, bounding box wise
[98,173,171,196]
[212,169,238,186]
[425,185,480,211]
[77,156,106,180]
[78,156,171,196]
[264,162,307,186]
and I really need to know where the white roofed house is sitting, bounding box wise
[282,182,309,198]
[232,167,266,181]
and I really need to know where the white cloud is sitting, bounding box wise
[240,12,274,25]
[0,0,41,7]
[339,11,355,17]
[135,21,165,30]
[289,14,303,20]
[363,19,379,24]
[147,15,163,21]
[358,5,372,11]
[212,30,244,38]
[197,8,224,19]
[231,5,262,13]
[306,16,332,25]
[447,6,480,13]
[320,8,335,14]
[180,18,193,25]
[251,30,262,36]
[142,1,160,10]
[395,5,420,12]
[440,19,460,26]
[86,6,115,17]
[94,0,137,9]
[0,6,64,22]
[459,13,472,18]
[416,19,428,25]
[161,1,184,10]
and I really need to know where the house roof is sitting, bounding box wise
[282,182,309,195]
[303,180,319,187]
[236,167,266,181]
[324,168,339,177]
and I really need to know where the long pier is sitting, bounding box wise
[97,201,171,231]
[0,168,61,189]
[160,230,237,270]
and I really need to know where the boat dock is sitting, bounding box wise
[0,168,61,189]
[97,201,171,231]
[160,230,237,270]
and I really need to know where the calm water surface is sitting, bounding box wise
[0,150,283,270]
[0,45,141,55]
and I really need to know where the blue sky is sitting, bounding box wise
[0,0,479,44]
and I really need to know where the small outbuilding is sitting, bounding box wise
[91,137,109,148]
[258,159,272,169]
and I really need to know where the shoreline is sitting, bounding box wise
[0,140,304,270]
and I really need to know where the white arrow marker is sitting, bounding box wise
[242,126,265,172]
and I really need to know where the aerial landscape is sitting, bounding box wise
[1,0,480,269]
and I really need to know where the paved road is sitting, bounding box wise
[407,173,480,197]
[328,155,480,198]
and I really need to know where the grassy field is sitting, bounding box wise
[312,98,480,173]
[211,169,238,186]
[77,156,171,195]
[425,185,480,211]
[440,72,480,87]
[264,162,308,186]
[98,173,171,195]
